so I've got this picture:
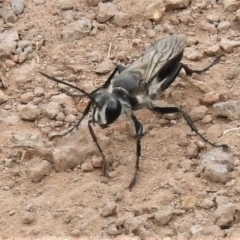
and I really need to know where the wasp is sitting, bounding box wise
[40,34,226,189]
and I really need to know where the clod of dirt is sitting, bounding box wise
[165,0,191,11]
[101,202,117,217]
[153,206,173,226]
[87,0,107,7]
[190,225,204,236]
[206,124,222,141]
[223,0,240,12]
[0,31,19,58]
[59,0,73,10]
[64,114,77,123]
[204,163,230,183]
[112,12,130,27]
[200,20,217,33]
[204,45,220,56]
[218,21,231,31]
[25,160,52,182]
[181,196,198,210]
[34,87,44,97]
[124,216,144,233]
[18,52,28,63]
[200,92,220,106]
[81,160,94,171]
[95,59,114,74]
[213,203,235,228]
[92,156,102,168]
[144,1,165,23]
[189,106,208,121]
[46,102,61,119]
[22,211,35,224]
[226,67,239,80]
[184,47,203,61]
[198,198,215,209]
[212,100,240,120]
[18,103,42,121]
[2,5,17,23]
[97,2,118,23]
[220,38,240,53]
[11,0,25,15]
[0,90,8,104]
[61,18,92,42]
[20,92,34,104]
[215,196,230,207]
[106,225,119,236]
[4,59,16,68]
[11,133,44,148]
[185,142,199,159]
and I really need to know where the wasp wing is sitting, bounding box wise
[121,34,187,83]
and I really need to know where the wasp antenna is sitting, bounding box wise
[39,71,98,105]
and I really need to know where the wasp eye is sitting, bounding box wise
[105,99,122,124]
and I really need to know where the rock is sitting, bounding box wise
[92,156,102,168]
[61,18,92,43]
[189,106,208,121]
[101,202,117,217]
[213,203,235,228]
[181,196,198,210]
[112,12,130,27]
[56,112,65,121]
[223,0,240,11]
[106,225,119,236]
[4,59,16,68]
[220,38,240,53]
[146,29,156,39]
[59,0,73,10]
[200,21,217,33]
[81,160,94,171]
[184,47,203,61]
[227,66,239,80]
[33,0,45,4]
[11,133,44,148]
[20,92,34,104]
[64,114,77,123]
[19,103,41,121]
[206,124,222,140]
[124,216,144,233]
[18,52,27,63]
[11,0,25,15]
[204,45,220,56]
[218,21,231,31]
[204,163,230,183]
[153,206,173,226]
[34,87,44,97]
[177,132,189,147]
[212,100,240,120]
[22,212,34,224]
[2,5,17,23]
[97,2,118,23]
[215,196,230,207]
[46,102,61,119]
[180,159,192,171]
[200,148,234,170]
[198,198,215,209]
[0,90,8,104]
[201,115,213,124]
[165,0,191,10]
[185,142,199,159]
[17,40,32,49]
[95,59,114,74]
[206,13,221,23]
[87,0,107,7]
[26,160,51,182]
[200,92,220,106]
[0,31,19,58]
[190,225,204,235]
[144,1,165,23]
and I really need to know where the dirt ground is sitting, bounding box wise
[2,0,240,239]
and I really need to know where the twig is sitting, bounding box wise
[223,127,240,135]
[107,42,112,59]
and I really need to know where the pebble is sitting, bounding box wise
[4,59,16,68]
[95,59,114,74]
[34,87,44,97]
[81,160,94,171]
[181,196,198,210]
[165,0,191,10]
[184,47,203,61]
[218,21,230,31]
[204,45,220,56]
[215,196,230,207]
[18,40,32,49]
[0,90,8,104]
[200,92,220,106]
[146,29,156,39]
[59,0,73,10]
[198,198,215,209]
[226,67,239,80]
[88,0,105,6]
[189,106,208,121]
[91,156,102,168]
[61,18,92,42]
[101,202,117,217]
[97,2,118,23]
[124,216,144,233]
[19,103,41,121]
[20,92,34,104]
[25,160,51,182]
[106,225,118,236]
[204,163,230,183]
[185,142,199,159]
[144,1,165,23]
[56,112,65,121]
[2,5,17,23]
[22,211,34,224]
[180,159,192,171]
[190,225,204,235]
[206,124,222,140]
[153,206,173,226]
[46,102,61,119]
[64,114,77,123]
[220,38,240,53]
[18,52,27,63]
[223,0,240,11]
[112,12,130,27]
[11,0,25,15]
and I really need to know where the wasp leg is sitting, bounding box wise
[149,106,228,149]
[49,101,92,140]
[182,53,223,76]
[128,114,143,190]
[88,120,110,178]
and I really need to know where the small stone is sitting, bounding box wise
[184,48,203,61]
[11,0,25,15]
[106,225,118,236]
[9,210,16,216]
[180,159,192,171]
[101,202,117,217]
[64,114,77,123]
[97,2,118,23]
[165,0,191,10]
[4,59,16,68]
[227,67,239,80]
[189,106,208,121]
[206,124,222,140]
[0,90,8,104]
[218,21,231,31]
[33,0,45,4]
[20,92,34,104]
[112,12,130,27]
[200,92,220,106]
[25,160,51,182]
[2,5,17,23]
[34,87,44,97]
[22,212,34,224]
[70,229,81,237]
[190,225,204,235]
[46,102,61,119]
[124,216,144,233]
[81,160,94,171]
[223,0,240,12]
[185,142,199,159]
[146,29,156,39]
[199,198,215,209]
[205,163,230,183]
[17,40,32,49]
[177,132,189,147]
[95,59,114,74]
[215,196,230,207]
[200,21,217,33]
[18,52,27,63]
[213,203,235,228]
[201,115,213,124]
[56,112,65,121]
[88,0,106,7]
[181,196,198,210]
[204,45,220,56]
[220,38,240,53]
[91,156,102,168]
[19,103,41,121]
[59,0,73,10]
[153,206,173,226]
[144,1,165,23]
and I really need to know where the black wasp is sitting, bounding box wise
[40,34,226,190]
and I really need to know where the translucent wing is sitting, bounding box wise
[121,34,187,83]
